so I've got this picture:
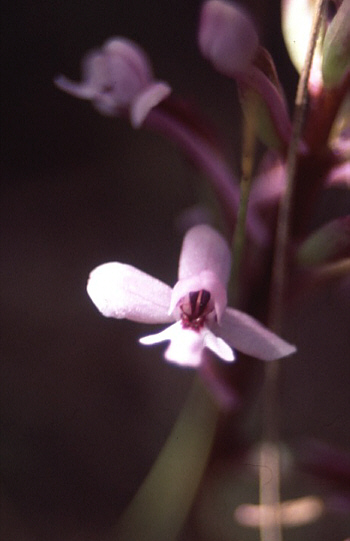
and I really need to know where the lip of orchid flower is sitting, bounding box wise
[54,37,171,126]
[87,224,296,367]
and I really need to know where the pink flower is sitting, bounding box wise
[54,37,171,127]
[87,225,296,367]
[198,0,259,76]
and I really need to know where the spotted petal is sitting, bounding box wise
[216,307,296,361]
[87,262,173,324]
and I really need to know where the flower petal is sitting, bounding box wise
[326,161,350,188]
[202,328,235,362]
[141,321,204,367]
[140,321,234,366]
[139,321,180,345]
[281,0,323,93]
[87,262,173,323]
[54,73,97,100]
[198,0,259,76]
[178,224,231,286]
[130,81,172,128]
[103,37,153,86]
[216,307,296,361]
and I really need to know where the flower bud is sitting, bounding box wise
[198,0,259,76]
[322,0,350,88]
[281,0,326,93]
[281,0,315,73]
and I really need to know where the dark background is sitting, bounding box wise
[1,1,349,540]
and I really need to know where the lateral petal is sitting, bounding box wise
[87,262,173,323]
[217,307,297,361]
[202,328,235,362]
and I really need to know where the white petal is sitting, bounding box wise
[216,308,297,361]
[140,321,204,367]
[139,321,180,345]
[87,262,173,324]
[178,225,231,286]
[140,322,234,367]
[164,325,205,367]
[202,328,235,362]
[130,81,172,128]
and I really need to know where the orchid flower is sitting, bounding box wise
[87,225,296,368]
[54,37,171,127]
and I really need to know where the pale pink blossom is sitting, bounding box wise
[198,0,259,76]
[87,225,296,367]
[54,37,171,127]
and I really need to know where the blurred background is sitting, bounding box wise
[1,0,349,540]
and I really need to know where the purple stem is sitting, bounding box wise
[145,107,266,243]
[237,66,293,151]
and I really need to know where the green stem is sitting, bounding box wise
[231,97,257,304]
[269,0,327,331]
[260,2,328,541]
[112,377,218,541]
